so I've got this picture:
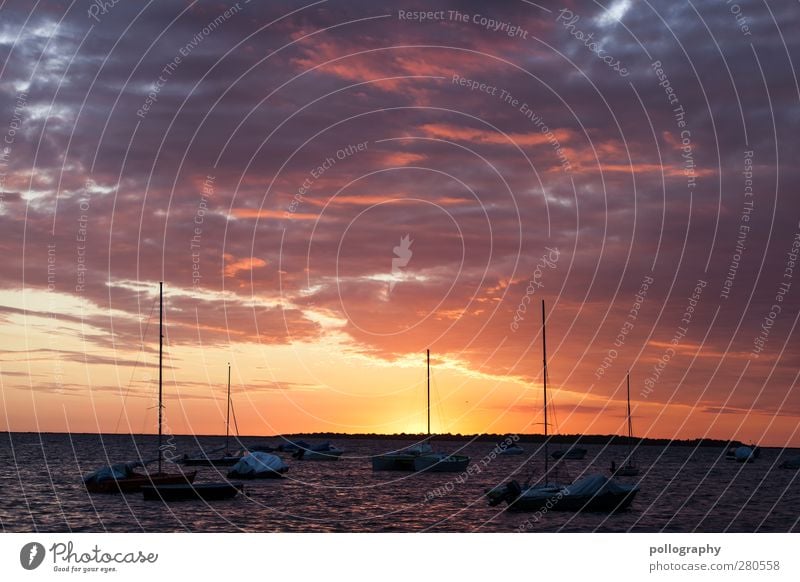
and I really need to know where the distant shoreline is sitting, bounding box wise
[2,431,787,449]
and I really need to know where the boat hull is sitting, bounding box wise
[142,482,243,501]
[371,454,417,471]
[85,471,198,495]
[509,488,638,513]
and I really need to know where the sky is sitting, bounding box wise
[0,0,798,446]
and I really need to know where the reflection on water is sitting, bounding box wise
[1,433,798,532]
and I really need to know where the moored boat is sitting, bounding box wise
[610,372,640,477]
[487,300,639,514]
[372,443,432,471]
[181,364,246,467]
[735,446,756,463]
[228,452,288,479]
[410,349,471,473]
[83,283,196,494]
[488,474,639,513]
[84,462,196,494]
[293,441,343,461]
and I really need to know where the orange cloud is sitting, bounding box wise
[304,193,467,207]
[419,122,573,147]
[560,144,717,177]
[292,43,491,93]
[231,208,318,220]
[381,151,427,166]
[223,254,268,278]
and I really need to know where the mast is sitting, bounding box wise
[426,349,431,436]
[225,362,231,454]
[626,371,633,460]
[542,300,548,483]
[158,281,163,475]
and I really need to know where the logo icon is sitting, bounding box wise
[20,542,46,570]
[390,234,413,292]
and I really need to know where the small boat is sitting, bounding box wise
[487,474,639,513]
[487,301,638,514]
[735,446,756,463]
[779,455,800,469]
[371,442,432,471]
[84,283,196,494]
[551,447,587,460]
[181,364,246,467]
[275,442,302,453]
[372,350,470,473]
[293,441,343,461]
[611,372,640,477]
[142,482,244,501]
[411,350,470,472]
[227,452,288,479]
[84,462,196,495]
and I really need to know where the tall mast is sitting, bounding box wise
[426,349,431,436]
[626,371,633,458]
[542,300,548,483]
[225,362,231,454]
[158,281,163,475]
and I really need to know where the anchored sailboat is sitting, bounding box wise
[487,300,639,513]
[84,282,197,494]
[181,363,245,467]
[611,371,640,476]
[372,350,469,472]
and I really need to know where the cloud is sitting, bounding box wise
[0,0,798,441]
[223,254,268,278]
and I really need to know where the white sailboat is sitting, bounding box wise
[487,300,639,513]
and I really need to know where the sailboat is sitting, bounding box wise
[372,350,469,472]
[611,371,640,477]
[486,300,639,513]
[181,363,245,467]
[84,282,197,494]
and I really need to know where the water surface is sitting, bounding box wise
[1,433,798,532]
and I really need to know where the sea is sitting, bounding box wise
[1,432,798,533]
